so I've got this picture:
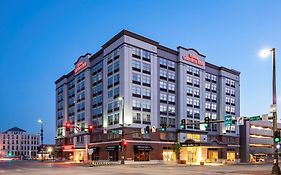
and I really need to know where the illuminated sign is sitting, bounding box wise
[182,54,204,66]
[63,145,74,152]
[74,61,87,73]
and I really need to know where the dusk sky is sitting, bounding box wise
[1,0,281,144]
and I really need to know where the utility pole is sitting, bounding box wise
[271,48,280,174]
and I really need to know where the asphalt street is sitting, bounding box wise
[0,160,274,175]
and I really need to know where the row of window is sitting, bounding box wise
[205,103,217,111]
[226,78,235,87]
[132,60,151,74]
[187,87,200,98]
[159,58,176,69]
[132,73,151,86]
[132,112,151,124]
[205,83,217,92]
[1,145,38,151]
[2,140,39,145]
[187,65,200,76]
[132,47,152,62]
[160,81,175,92]
[187,98,200,107]
[187,76,200,87]
[132,86,151,98]
[205,73,217,82]
[159,69,176,80]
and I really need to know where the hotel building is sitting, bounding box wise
[0,127,39,158]
[55,30,240,163]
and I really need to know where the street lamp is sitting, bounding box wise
[118,96,125,164]
[38,119,44,162]
[260,48,280,174]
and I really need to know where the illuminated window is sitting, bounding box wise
[187,134,200,142]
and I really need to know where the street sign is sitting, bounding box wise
[224,115,232,127]
[236,117,244,126]
[141,128,145,134]
[88,149,93,155]
[250,115,262,121]
[111,130,119,134]
[262,114,269,121]
[151,126,156,133]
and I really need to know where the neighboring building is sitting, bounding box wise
[0,127,39,158]
[55,30,240,163]
[240,119,281,163]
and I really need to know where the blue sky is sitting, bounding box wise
[0,0,281,143]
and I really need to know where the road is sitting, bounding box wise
[0,160,274,175]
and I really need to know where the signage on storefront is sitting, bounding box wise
[63,145,74,152]
[134,145,153,151]
[74,61,87,73]
[105,145,118,151]
[182,54,204,66]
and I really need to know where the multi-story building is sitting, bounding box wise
[55,30,240,163]
[240,119,281,163]
[0,127,39,158]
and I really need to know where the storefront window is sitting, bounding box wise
[134,151,150,161]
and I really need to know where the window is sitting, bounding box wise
[133,73,141,83]
[142,50,151,61]
[211,84,216,92]
[113,74,119,85]
[193,78,200,87]
[132,60,141,70]
[160,58,167,67]
[114,113,119,124]
[108,76,113,88]
[193,99,199,107]
[132,86,141,96]
[160,104,167,112]
[231,107,235,114]
[160,69,167,78]
[225,106,230,113]
[206,103,211,109]
[230,80,235,87]
[187,108,193,117]
[133,112,141,123]
[230,98,235,104]
[132,100,141,109]
[193,89,200,97]
[211,75,216,82]
[142,88,151,98]
[108,115,113,125]
[187,65,192,74]
[205,83,210,90]
[206,112,211,118]
[226,88,230,95]
[211,94,216,101]
[205,73,211,80]
[211,113,217,120]
[168,106,175,113]
[193,67,200,76]
[160,81,167,89]
[168,61,175,69]
[113,100,120,110]
[211,104,216,111]
[132,47,141,57]
[142,101,151,110]
[187,98,193,106]
[187,76,192,84]
[194,109,200,118]
[230,89,235,96]
[226,97,230,104]
[143,63,151,73]
[113,87,119,97]
[168,83,175,92]
[160,93,167,101]
[114,61,119,72]
[187,87,193,95]
[168,94,175,103]
[168,72,175,80]
[108,64,113,75]
[108,103,113,113]
[142,75,151,85]
[142,114,151,124]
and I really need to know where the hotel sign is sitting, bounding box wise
[74,61,87,73]
[182,54,204,67]
[63,145,74,152]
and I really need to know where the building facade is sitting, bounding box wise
[0,127,39,158]
[240,119,281,163]
[55,30,240,163]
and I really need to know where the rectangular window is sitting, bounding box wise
[133,73,141,84]
[142,75,151,86]
[160,58,167,67]
[132,60,141,71]
[132,86,141,96]
[143,63,151,74]
[160,93,167,101]
[160,81,167,89]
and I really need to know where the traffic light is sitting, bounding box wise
[274,130,280,143]
[65,122,71,131]
[121,139,127,152]
[88,125,94,133]
[160,123,167,131]
[204,117,210,129]
[180,119,186,129]
[145,125,150,134]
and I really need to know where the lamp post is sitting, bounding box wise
[118,96,125,164]
[260,48,280,174]
[38,119,44,162]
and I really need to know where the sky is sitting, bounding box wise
[0,0,281,144]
